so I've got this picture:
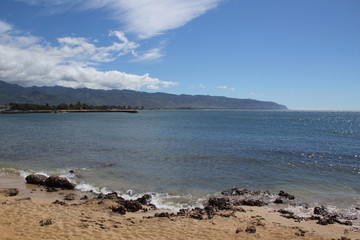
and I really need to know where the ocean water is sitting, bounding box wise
[0,110,359,212]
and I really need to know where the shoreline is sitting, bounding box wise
[0,109,139,114]
[1,173,359,239]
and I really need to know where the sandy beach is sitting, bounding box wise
[0,173,359,240]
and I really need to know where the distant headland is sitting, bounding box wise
[0,80,287,110]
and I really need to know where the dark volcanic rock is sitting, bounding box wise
[235,199,267,207]
[221,188,270,197]
[274,197,284,204]
[111,205,126,215]
[209,188,272,210]
[278,190,295,200]
[80,195,88,200]
[208,197,232,210]
[25,174,47,185]
[277,209,304,220]
[46,187,57,192]
[189,208,205,220]
[103,192,118,200]
[312,205,353,226]
[278,209,293,215]
[245,226,256,233]
[334,219,352,226]
[53,200,66,205]
[123,200,142,212]
[154,212,170,218]
[317,216,336,225]
[44,176,76,189]
[137,194,152,205]
[39,219,54,226]
[204,206,216,219]
[63,193,76,201]
[177,209,189,216]
[0,188,19,196]
[314,206,328,216]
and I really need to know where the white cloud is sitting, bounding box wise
[199,84,206,88]
[218,85,235,91]
[102,0,224,39]
[15,0,224,39]
[0,20,177,90]
[0,21,12,33]
[132,47,164,62]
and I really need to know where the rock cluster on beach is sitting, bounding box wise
[25,174,76,190]
[1,182,358,240]
[23,174,359,228]
[149,187,357,227]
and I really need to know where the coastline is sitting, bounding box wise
[1,173,359,240]
[0,109,139,114]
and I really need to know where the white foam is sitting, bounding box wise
[75,183,110,195]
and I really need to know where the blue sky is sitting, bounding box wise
[0,0,359,110]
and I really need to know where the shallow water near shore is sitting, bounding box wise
[0,110,359,216]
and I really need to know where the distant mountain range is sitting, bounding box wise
[0,80,287,110]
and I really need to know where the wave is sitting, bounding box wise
[0,166,205,211]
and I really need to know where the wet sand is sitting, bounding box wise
[0,173,359,240]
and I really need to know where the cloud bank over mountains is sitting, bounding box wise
[0,21,176,90]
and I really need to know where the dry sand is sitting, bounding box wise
[0,173,359,240]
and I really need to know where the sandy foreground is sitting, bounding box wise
[0,173,359,240]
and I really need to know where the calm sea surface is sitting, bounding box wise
[0,110,359,210]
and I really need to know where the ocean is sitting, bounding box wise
[0,110,359,214]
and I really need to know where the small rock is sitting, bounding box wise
[177,209,189,216]
[111,205,126,215]
[39,219,54,226]
[136,194,152,205]
[314,206,328,216]
[25,174,47,185]
[44,176,76,190]
[0,188,19,197]
[63,193,76,201]
[235,228,243,234]
[278,209,293,215]
[80,195,88,200]
[53,200,66,205]
[208,197,231,210]
[154,212,170,218]
[204,205,216,218]
[190,212,204,220]
[295,230,307,237]
[278,190,295,200]
[317,216,336,225]
[123,200,142,212]
[274,197,283,204]
[237,199,266,207]
[46,187,57,192]
[104,192,118,200]
[15,197,31,201]
[245,226,256,233]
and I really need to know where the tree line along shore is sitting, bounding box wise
[0,102,141,113]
